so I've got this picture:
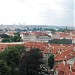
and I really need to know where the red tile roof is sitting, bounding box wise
[55,49,75,61]
[55,62,73,75]
[0,42,75,64]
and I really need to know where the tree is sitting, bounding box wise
[0,34,10,38]
[0,45,26,75]
[1,38,10,42]
[1,32,21,42]
[48,39,72,44]
[0,60,11,75]
[13,35,21,42]
[19,48,43,75]
[9,36,14,42]
[13,32,21,42]
[48,54,55,69]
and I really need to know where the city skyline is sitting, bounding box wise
[0,0,74,26]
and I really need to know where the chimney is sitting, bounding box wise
[60,52,61,54]
[61,44,62,47]
[63,60,66,65]
[65,56,66,59]
[69,64,72,71]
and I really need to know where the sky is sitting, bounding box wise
[0,0,74,26]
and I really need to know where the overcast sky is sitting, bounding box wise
[0,0,74,26]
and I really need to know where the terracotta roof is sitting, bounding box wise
[22,32,30,35]
[55,62,73,75]
[55,49,75,61]
[0,42,75,64]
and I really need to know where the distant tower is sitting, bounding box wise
[19,23,21,25]
[13,23,15,25]
[66,27,67,30]
[23,23,25,25]
[65,26,68,32]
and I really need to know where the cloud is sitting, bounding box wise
[0,0,74,26]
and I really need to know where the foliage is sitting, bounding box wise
[0,60,11,75]
[13,35,21,42]
[48,54,55,69]
[19,48,43,75]
[0,45,44,75]
[0,34,10,38]
[1,32,21,42]
[1,38,10,42]
[48,39,72,44]
[0,45,26,75]
[44,28,56,31]
[13,32,21,42]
